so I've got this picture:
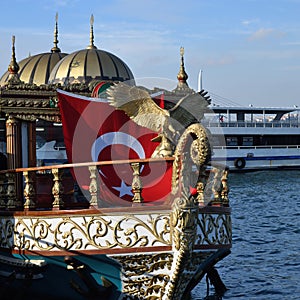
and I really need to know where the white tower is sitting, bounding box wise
[198,69,203,92]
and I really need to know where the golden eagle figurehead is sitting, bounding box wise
[106,82,210,157]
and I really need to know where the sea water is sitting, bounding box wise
[191,170,300,300]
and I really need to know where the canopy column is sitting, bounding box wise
[6,115,23,206]
[28,121,36,167]
[6,116,22,169]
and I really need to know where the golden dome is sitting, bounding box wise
[48,15,134,85]
[0,52,68,86]
[48,48,134,85]
[0,13,67,86]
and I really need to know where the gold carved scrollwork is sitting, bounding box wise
[113,253,172,299]
[196,213,232,245]
[165,123,211,299]
[10,214,170,251]
[171,123,211,197]
[0,219,14,249]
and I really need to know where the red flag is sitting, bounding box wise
[151,91,165,109]
[57,89,172,205]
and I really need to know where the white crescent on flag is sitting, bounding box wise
[91,132,145,162]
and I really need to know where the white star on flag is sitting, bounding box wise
[113,180,133,197]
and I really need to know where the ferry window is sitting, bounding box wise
[36,120,67,166]
[242,137,253,146]
[226,137,238,146]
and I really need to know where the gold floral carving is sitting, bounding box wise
[0,214,171,251]
[165,123,211,299]
[196,213,232,245]
[112,253,173,299]
[171,123,211,197]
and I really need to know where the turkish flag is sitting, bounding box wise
[57,89,172,206]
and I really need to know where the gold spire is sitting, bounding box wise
[51,12,61,53]
[177,46,188,85]
[87,14,97,49]
[7,35,21,84]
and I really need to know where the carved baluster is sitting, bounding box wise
[89,165,98,207]
[211,168,222,206]
[6,172,16,210]
[23,171,36,210]
[130,162,143,203]
[52,168,64,210]
[0,173,6,209]
[221,167,229,206]
[196,168,206,205]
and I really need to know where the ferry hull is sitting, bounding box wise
[213,147,300,171]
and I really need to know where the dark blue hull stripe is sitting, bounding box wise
[213,155,300,161]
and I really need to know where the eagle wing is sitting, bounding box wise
[168,90,211,130]
[107,82,169,133]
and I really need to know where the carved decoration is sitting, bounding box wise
[0,214,171,251]
[130,162,143,203]
[23,171,36,210]
[112,253,173,299]
[52,168,64,209]
[0,219,14,249]
[89,165,98,206]
[0,174,6,209]
[6,172,17,209]
[171,123,211,197]
[196,213,232,246]
[221,167,229,205]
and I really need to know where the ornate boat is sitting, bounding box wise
[0,90,232,299]
[0,22,231,299]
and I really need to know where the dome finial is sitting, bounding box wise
[176,46,189,88]
[7,35,21,84]
[51,12,61,53]
[87,14,97,49]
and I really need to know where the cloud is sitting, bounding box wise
[206,56,235,66]
[283,41,300,46]
[248,28,285,41]
[242,19,259,26]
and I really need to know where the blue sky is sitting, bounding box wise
[1,0,300,107]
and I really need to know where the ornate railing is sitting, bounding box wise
[0,158,229,212]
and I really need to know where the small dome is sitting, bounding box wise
[48,48,134,85]
[0,14,67,86]
[0,52,68,86]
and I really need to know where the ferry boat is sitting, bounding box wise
[206,105,300,171]
[0,24,232,299]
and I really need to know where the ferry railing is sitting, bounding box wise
[213,144,300,150]
[0,158,229,212]
[204,120,299,128]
